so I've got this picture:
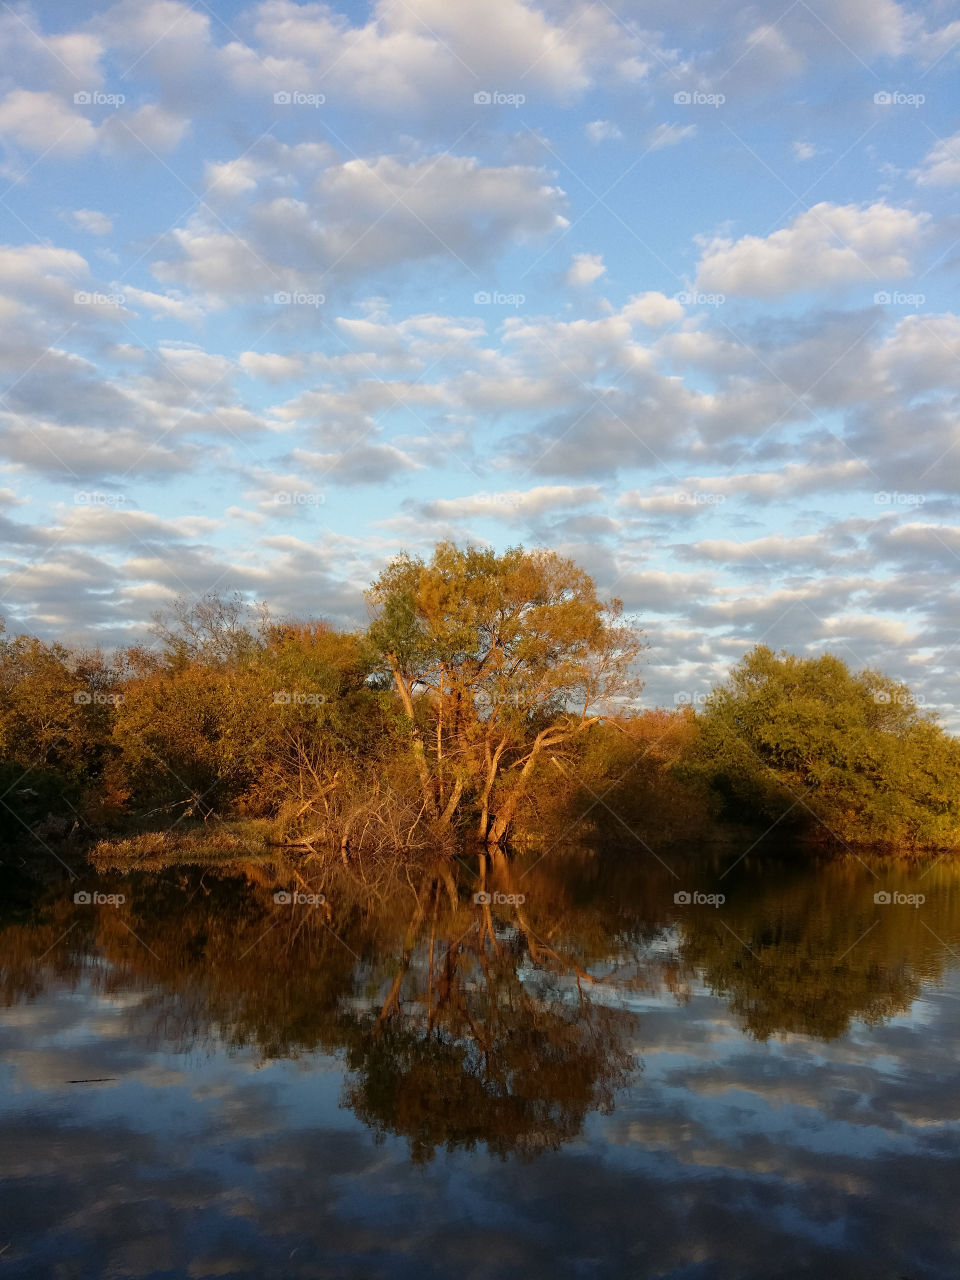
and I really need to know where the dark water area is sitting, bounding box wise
[1,843,958,1278]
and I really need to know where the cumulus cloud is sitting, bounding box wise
[646,123,697,151]
[222,0,649,115]
[67,209,114,235]
[913,132,960,186]
[155,154,568,296]
[0,90,96,154]
[418,484,604,521]
[566,252,606,286]
[101,103,190,154]
[695,202,929,298]
[585,120,622,143]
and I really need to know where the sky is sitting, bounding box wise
[1,0,959,717]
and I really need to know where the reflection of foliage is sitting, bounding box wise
[0,854,641,1160]
[345,932,637,1163]
[2,845,958,1163]
[676,858,960,1039]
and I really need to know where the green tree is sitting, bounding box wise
[694,645,960,848]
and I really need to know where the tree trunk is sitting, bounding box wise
[486,731,550,845]
[478,736,508,839]
[486,719,598,845]
[389,657,438,819]
[438,775,463,827]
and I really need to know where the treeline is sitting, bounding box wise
[2,542,959,856]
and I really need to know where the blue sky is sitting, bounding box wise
[1,0,960,717]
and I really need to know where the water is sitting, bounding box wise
[1,845,958,1278]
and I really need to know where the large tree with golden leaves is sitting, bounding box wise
[366,542,644,843]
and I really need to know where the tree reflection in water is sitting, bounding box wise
[1,845,958,1159]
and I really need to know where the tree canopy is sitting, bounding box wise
[366,542,644,841]
[693,645,960,848]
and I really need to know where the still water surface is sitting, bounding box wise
[1,846,958,1278]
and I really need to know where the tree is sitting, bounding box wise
[694,645,960,848]
[366,542,644,844]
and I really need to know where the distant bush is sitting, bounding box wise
[690,645,960,848]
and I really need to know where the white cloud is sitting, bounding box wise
[585,120,622,143]
[913,131,960,186]
[695,202,929,298]
[792,141,817,161]
[101,103,190,154]
[67,209,114,235]
[223,0,647,114]
[239,352,306,382]
[646,123,697,151]
[566,252,606,286]
[292,443,421,485]
[419,484,604,520]
[122,286,206,324]
[156,154,568,296]
[0,90,96,154]
[621,291,685,327]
